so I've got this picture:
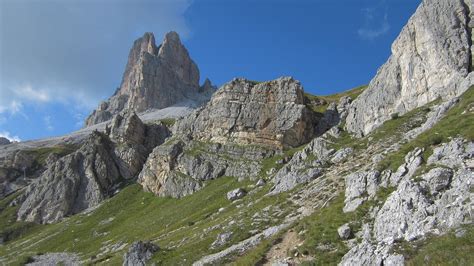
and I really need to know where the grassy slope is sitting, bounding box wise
[305,85,367,113]
[399,225,474,265]
[0,177,293,265]
[376,86,474,171]
[236,86,474,265]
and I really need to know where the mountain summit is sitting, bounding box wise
[85,31,203,126]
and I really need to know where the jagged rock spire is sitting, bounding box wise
[85,31,201,127]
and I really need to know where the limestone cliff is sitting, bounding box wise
[17,113,169,224]
[137,76,318,198]
[346,0,473,136]
[175,77,317,149]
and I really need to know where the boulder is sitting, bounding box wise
[337,223,352,240]
[421,167,453,193]
[123,241,159,266]
[227,188,247,201]
[343,170,381,213]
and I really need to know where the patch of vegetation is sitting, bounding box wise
[305,85,367,113]
[294,187,396,265]
[0,192,40,245]
[258,144,306,178]
[158,118,176,127]
[376,86,474,171]
[228,232,286,266]
[293,195,365,265]
[26,145,77,167]
[395,225,474,265]
[326,127,365,151]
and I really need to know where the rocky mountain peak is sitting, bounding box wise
[85,31,202,127]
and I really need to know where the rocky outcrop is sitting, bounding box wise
[340,139,474,264]
[346,0,473,136]
[0,138,10,146]
[86,31,209,126]
[16,132,124,224]
[26,252,80,266]
[123,241,159,266]
[138,76,318,198]
[227,188,247,201]
[17,113,169,224]
[138,139,271,198]
[175,77,317,149]
[343,170,381,213]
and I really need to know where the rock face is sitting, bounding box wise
[17,114,169,224]
[0,137,10,146]
[346,0,473,136]
[17,132,123,224]
[123,241,159,266]
[226,188,247,201]
[175,77,317,149]
[138,76,318,198]
[85,31,205,126]
[340,139,474,265]
[138,139,270,198]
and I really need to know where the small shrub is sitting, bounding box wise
[427,134,443,146]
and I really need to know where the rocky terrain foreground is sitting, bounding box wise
[0,0,473,265]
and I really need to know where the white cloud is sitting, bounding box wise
[15,85,50,102]
[0,131,21,142]
[0,100,23,114]
[358,5,391,40]
[0,0,192,120]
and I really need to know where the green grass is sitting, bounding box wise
[258,144,306,178]
[305,85,367,113]
[0,176,293,265]
[26,145,77,168]
[229,232,286,266]
[396,225,474,266]
[158,118,176,127]
[294,187,396,265]
[376,86,474,171]
[0,192,40,245]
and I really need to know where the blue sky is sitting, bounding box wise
[0,0,421,141]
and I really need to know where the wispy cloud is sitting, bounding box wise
[358,5,391,40]
[15,85,50,103]
[44,115,54,131]
[0,0,192,127]
[0,131,21,142]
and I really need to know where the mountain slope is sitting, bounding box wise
[0,0,473,265]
